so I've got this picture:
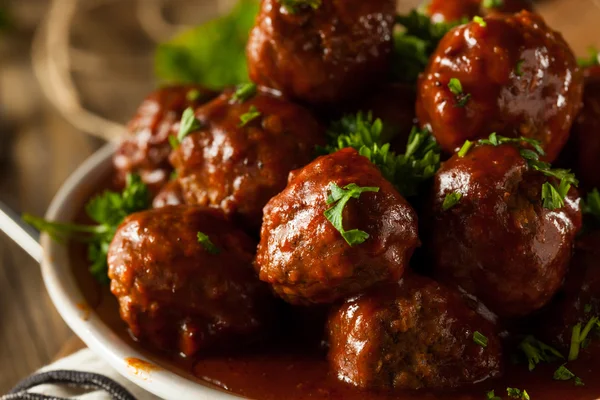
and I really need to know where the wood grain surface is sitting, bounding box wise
[0,0,598,395]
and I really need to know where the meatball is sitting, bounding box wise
[327,274,503,390]
[246,0,396,105]
[416,11,583,161]
[113,85,216,192]
[170,89,324,231]
[429,143,582,317]
[427,0,533,23]
[564,66,600,192]
[539,231,600,353]
[152,178,184,208]
[107,206,273,357]
[255,148,419,305]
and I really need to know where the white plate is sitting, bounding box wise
[40,143,243,400]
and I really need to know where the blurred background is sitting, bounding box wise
[0,0,598,393]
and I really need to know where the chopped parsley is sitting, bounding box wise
[324,183,380,246]
[583,188,600,223]
[278,0,321,14]
[554,364,585,386]
[170,107,202,148]
[323,112,441,198]
[23,174,151,284]
[515,60,525,77]
[231,83,257,103]
[486,390,502,400]
[507,388,530,400]
[186,88,201,101]
[473,16,487,27]
[443,192,462,211]
[393,11,467,83]
[458,140,473,157]
[197,232,220,255]
[575,377,585,386]
[478,133,578,210]
[448,78,471,107]
[483,0,504,8]
[568,316,600,361]
[239,105,262,127]
[518,335,563,371]
[473,331,488,348]
[578,47,599,68]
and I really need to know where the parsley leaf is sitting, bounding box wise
[23,174,151,284]
[473,331,488,347]
[324,183,380,246]
[232,83,257,103]
[473,16,487,27]
[393,10,466,83]
[278,0,321,13]
[518,335,563,371]
[483,0,504,8]
[448,78,471,107]
[155,0,258,89]
[486,390,502,400]
[179,107,202,141]
[323,112,441,198]
[443,192,462,210]
[515,60,525,77]
[197,232,220,254]
[458,140,473,158]
[553,364,575,380]
[186,89,201,101]
[239,105,262,127]
[578,47,599,68]
[582,188,600,223]
[507,388,530,400]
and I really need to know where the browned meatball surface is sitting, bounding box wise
[170,89,324,231]
[416,11,583,161]
[429,144,582,317]
[539,231,600,354]
[113,85,216,193]
[152,178,184,208]
[246,0,396,105]
[255,148,419,305]
[565,66,600,192]
[427,0,533,23]
[108,206,273,357]
[327,274,503,391]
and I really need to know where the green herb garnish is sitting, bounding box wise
[478,133,578,210]
[473,16,487,27]
[458,140,473,157]
[554,364,575,380]
[323,112,441,198]
[474,331,488,348]
[186,89,201,101]
[583,188,600,223]
[197,232,220,255]
[515,60,525,76]
[155,0,259,89]
[278,0,321,13]
[448,78,471,107]
[486,390,502,400]
[324,183,380,246]
[239,105,262,127]
[232,83,257,103]
[518,335,563,371]
[170,107,202,148]
[483,0,504,8]
[569,316,599,361]
[507,388,530,400]
[443,192,462,210]
[578,47,599,68]
[23,174,151,284]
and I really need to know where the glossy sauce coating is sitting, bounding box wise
[539,231,600,353]
[429,144,582,317]
[255,148,419,305]
[246,0,396,105]
[113,85,216,193]
[107,206,273,357]
[427,0,533,23]
[152,178,184,208]
[564,66,600,192]
[416,11,583,161]
[327,274,503,390]
[170,89,324,231]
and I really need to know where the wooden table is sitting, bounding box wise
[0,0,598,395]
